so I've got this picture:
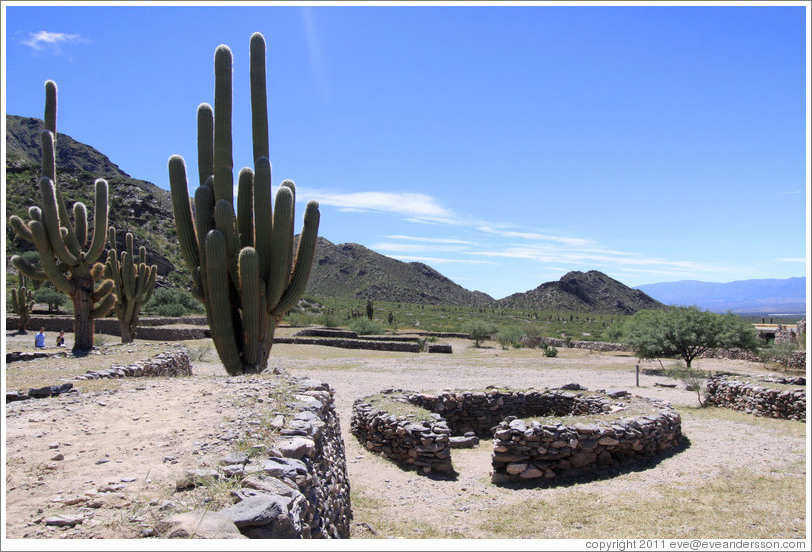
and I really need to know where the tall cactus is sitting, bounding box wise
[8,80,115,352]
[10,276,36,333]
[169,32,320,375]
[105,228,157,343]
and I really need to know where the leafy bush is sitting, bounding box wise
[285,312,313,327]
[144,287,202,317]
[319,311,340,328]
[521,323,543,348]
[496,325,524,350]
[350,318,385,335]
[463,319,497,347]
[544,346,558,358]
[33,286,67,313]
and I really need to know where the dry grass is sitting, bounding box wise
[480,468,806,539]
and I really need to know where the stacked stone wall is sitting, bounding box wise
[351,388,682,484]
[74,347,192,380]
[351,392,453,475]
[490,399,682,484]
[705,375,806,421]
[541,338,628,352]
[168,376,353,538]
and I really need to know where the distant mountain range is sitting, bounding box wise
[635,277,807,315]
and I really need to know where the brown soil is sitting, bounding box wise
[3,331,807,541]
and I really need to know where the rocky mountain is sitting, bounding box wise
[6,115,664,314]
[6,115,185,285]
[304,237,495,306]
[497,270,665,314]
[635,277,807,315]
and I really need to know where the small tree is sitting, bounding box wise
[463,319,497,348]
[622,306,759,368]
[366,299,374,321]
[34,285,67,313]
[496,325,523,350]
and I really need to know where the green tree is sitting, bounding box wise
[463,319,497,348]
[34,286,67,313]
[622,306,758,368]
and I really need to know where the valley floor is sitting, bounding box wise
[3,330,808,543]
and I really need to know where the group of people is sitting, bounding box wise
[34,328,65,348]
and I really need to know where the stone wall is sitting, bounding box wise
[164,375,352,539]
[73,347,192,380]
[541,337,628,352]
[490,398,682,485]
[705,375,806,421]
[351,392,453,475]
[275,337,420,353]
[351,387,683,484]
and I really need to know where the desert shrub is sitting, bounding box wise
[189,343,213,362]
[496,325,524,350]
[319,311,340,328]
[144,287,201,316]
[350,318,384,335]
[463,319,497,347]
[544,346,558,358]
[521,323,542,348]
[760,341,801,368]
[665,362,709,405]
[285,312,313,327]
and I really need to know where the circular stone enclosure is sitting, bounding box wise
[351,387,683,484]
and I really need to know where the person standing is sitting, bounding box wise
[34,328,46,348]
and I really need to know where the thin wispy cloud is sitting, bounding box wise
[385,235,473,245]
[476,226,595,247]
[302,7,329,101]
[390,255,495,265]
[22,30,87,54]
[372,242,469,254]
[776,257,805,263]
[299,189,456,223]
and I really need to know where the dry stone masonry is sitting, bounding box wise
[351,387,683,484]
[73,347,192,380]
[161,374,352,539]
[705,374,806,421]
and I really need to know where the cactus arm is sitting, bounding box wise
[28,221,74,294]
[84,179,109,264]
[122,251,136,300]
[11,255,47,282]
[91,293,116,319]
[197,103,214,188]
[41,130,77,246]
[143,265,157,303]
[214,199,240,282]
[73,202,88,251]
[138,244,147,265]
[239,247,261,365]
[195,184,215,297]
[9,215,34,243]
[44,80,57,135]
[253,156,273,283]
[106,250,123,303]
[39,177,79,266]
[205,230,243,376]
[168,155,201,270]
[274,201,320,315]
[213,45,234,206]
[250,32,269,163]
[237,167,255,249]
[90,262,106,281]
[266,184,294,308]
[29,206,42,221]
[93,278,114,302]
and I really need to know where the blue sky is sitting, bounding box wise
[3,2,809,300]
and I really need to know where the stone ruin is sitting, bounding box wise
[352,386,683,485]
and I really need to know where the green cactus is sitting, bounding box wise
[169,32,320,375]
[104,228,158,343]
[10,276,36,334]
[8,80,115,352]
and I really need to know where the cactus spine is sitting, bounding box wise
[104,229,157,343]
[10,276,36,333]
[169,32,320,376]
[8,80,115,352]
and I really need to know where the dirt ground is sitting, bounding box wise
[3,330,808,543]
